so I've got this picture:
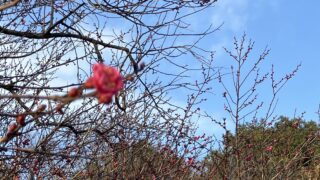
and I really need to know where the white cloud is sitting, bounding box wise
[208,0,252,60]
[211,0,250,33]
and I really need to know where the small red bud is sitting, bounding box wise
[125,75,134,82]
[265,145,273,152]
[68,87,80,97]
[84,77,95,89]
[7,123,18,135]
[139,62,145,70]
[98,94,113,104]
[55,104,64,114]
[245,154,253,161]
[16,115,26,126]
[37,104,47,112]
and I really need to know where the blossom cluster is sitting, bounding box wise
[84,63,124,104]
[1,63,123,143]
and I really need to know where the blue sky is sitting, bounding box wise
[51,0,320,138]
[186,0,320,137]
[244,0,320,121]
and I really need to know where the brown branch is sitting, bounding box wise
[0,26,139,73]
[0,0,20,11]
[45,3,85,34]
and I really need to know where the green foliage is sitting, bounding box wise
[202,117,320,179]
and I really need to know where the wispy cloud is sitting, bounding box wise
[211,0,250,33]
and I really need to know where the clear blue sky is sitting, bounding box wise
[245,0,320,121]
[184,0,320,136]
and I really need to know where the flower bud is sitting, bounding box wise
[139,62,145,70]
[7,123,18,135]
[125,75,134,82]
[98,93,113,104]
[55,104,64,114]
[265,145,273,152]
[84,77,95,89]
[16,115,26,126]
[37,104,47,112]
[68,87,81,97]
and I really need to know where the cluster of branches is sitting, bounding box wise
[196,35,317,179]
[0,1,317,179]
[0,0,217,179]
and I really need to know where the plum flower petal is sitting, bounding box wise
[84,77,95,89]
[86,63,124,104]
[92,63,123,94]
[97,93,113,104]
[265,145,273,152]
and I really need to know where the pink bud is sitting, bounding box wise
[7,123,18,135]
[265,145,273,152]
[68,87,80,97]
[84,77,95,89]
[98,93,113,104]
[37,104,47,112]
[16,115,26,126]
